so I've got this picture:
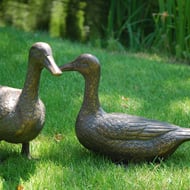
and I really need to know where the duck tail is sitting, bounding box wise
[176,128,190,141]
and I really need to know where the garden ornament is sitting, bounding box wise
[0,42,62,159]
[60,53,190,163]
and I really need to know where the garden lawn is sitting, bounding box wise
[1,26,190,189]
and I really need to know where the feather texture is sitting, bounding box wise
[60,54,190,162]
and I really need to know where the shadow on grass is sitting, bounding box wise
[0,146,37,189]
[40,135,190,170]
[40,138,114,169]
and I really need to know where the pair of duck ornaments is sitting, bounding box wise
[0,42,62,159]
[1,42,190,163]
[60,53,190,163]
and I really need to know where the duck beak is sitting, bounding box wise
[59,61,75,72]
[44,55,62,76]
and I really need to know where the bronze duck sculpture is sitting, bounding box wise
[0,42,62,159]
[60,53,190,163]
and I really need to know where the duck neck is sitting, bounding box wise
[81,72,101,114]
[19,61,42,105]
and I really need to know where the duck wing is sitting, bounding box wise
[0,86,21,119]
[97,113,179,140]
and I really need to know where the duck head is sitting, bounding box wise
[29,42,62,76]
[60,54,100,76]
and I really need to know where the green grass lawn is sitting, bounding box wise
[1,26,190,189]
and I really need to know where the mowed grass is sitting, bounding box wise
[1,26,190,189]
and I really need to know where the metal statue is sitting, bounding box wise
[0,42,62,159]
[60,53,190,163]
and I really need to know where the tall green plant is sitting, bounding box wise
[107,0,153,51]
[2,0,30,31]
[152,0,190,59]
[84,1,109,47]
[175,0,190,59]
[66,0,86,41]
[49,0,69,37]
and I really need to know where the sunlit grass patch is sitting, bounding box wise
[170,98,190,115]
[167,98,190,127]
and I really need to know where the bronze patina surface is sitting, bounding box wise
[60,54,190,163]
[0,42,62,158]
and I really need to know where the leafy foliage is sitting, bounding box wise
[1,0,190,60]
[152,0,190,59]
